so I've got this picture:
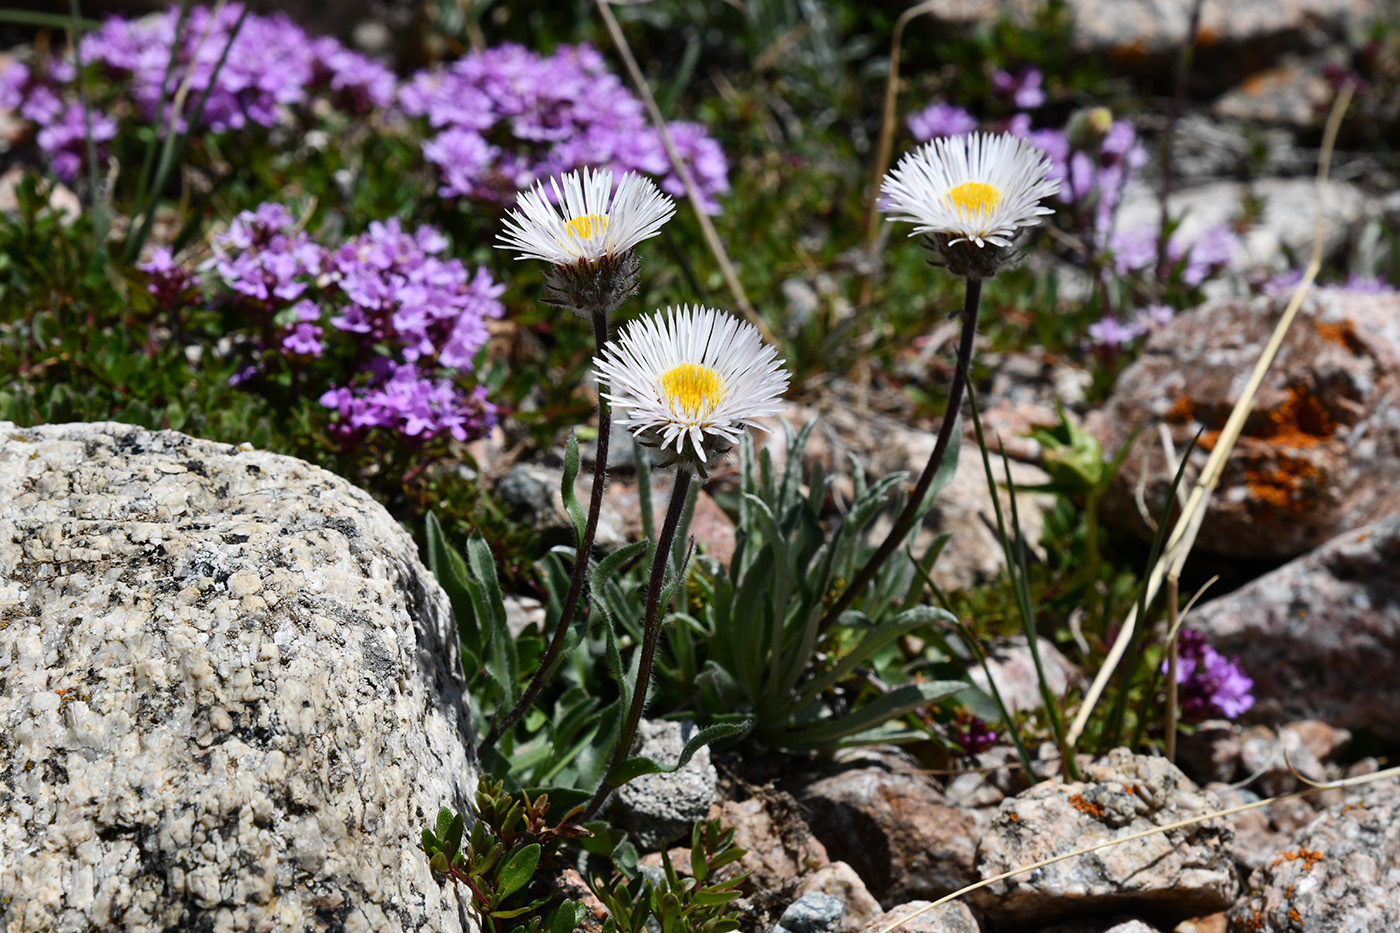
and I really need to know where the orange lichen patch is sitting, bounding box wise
[1068,794,1105,819]
[1007,812,1020,823]
[1264,386,1337,448]
[1244,455,1321,511]
[1238,903,1269,932]
[1270,848,1324,870]
[1166,396,1196,423]
[1314,319,1366,355]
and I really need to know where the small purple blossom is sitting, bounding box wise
[1088,315,1148,348]
[1168,629,1255,721]
[955,716,998,758]
[139,246,197,309]
[907,102,979,142]
[992,67,1045,109]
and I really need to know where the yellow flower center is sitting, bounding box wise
[659,363,722,418]
[946,182,1001,218]
[559,213,608,259]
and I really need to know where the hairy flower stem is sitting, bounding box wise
[818,277,983,632]
[482,308,613,750]
[581,465,693,823]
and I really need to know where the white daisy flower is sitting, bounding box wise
[595,305,788,472]
[880,132,1059,252]
[496,166,676,267]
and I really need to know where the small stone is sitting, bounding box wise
[797,861,884,933]
[800,748,979,907]
[973,749,1237,927]
[607,719,718,849]
[856,901,978,933]
[772,892,843,933]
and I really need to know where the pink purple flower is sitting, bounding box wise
[139,246,198,309]
[907,102,979,142]
[400,42,729,213]
[1168,628,1255,721]
[197,202,502,446]
[4,4,393,180]
[992,67,1045,109]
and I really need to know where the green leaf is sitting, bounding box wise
[435,807,454,841]
[774,680,966,749]
[604,721,748,785]
[497,843,541,900]
[444,812,465,861]
[549,901,587,933]
[561,432,588,547]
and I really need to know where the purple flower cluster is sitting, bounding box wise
[1008,111,1147,247]
[1110,222,1238,287]
[1168,629,1255,721]
[400,43,730,213]
[1,63,117,182]
[192,202,502,445]
[955,716,999,758]
[906,102,979,141]
[0,4,394,181]
[79,3,395,128]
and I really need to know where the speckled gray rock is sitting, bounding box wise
[1089,290,1400,559]
[606,719,717,849]
[0,422,478,932]
[1189,510,1400,741]
[772,892,843,933]
[973,749,1237,928]
[1228,779,1400,932]
[915,0,1382,79]
[856,901,979,933]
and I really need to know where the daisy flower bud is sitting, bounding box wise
[595,305,788,477]
[496,167,676,315]
[880,132,1059,279]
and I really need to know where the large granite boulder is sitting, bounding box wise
[1089,290,1400,559]
[1190,510,1400,741]
[0,422,478,932]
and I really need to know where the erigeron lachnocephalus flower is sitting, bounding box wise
[594,305,788,475]
[880,131,1059,279]
[496,167,675,315]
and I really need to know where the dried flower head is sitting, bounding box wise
[496,167,675,315]
[594,305,787,475]
[881,132,1059,278]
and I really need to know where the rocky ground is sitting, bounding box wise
[4,0,1400,931]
